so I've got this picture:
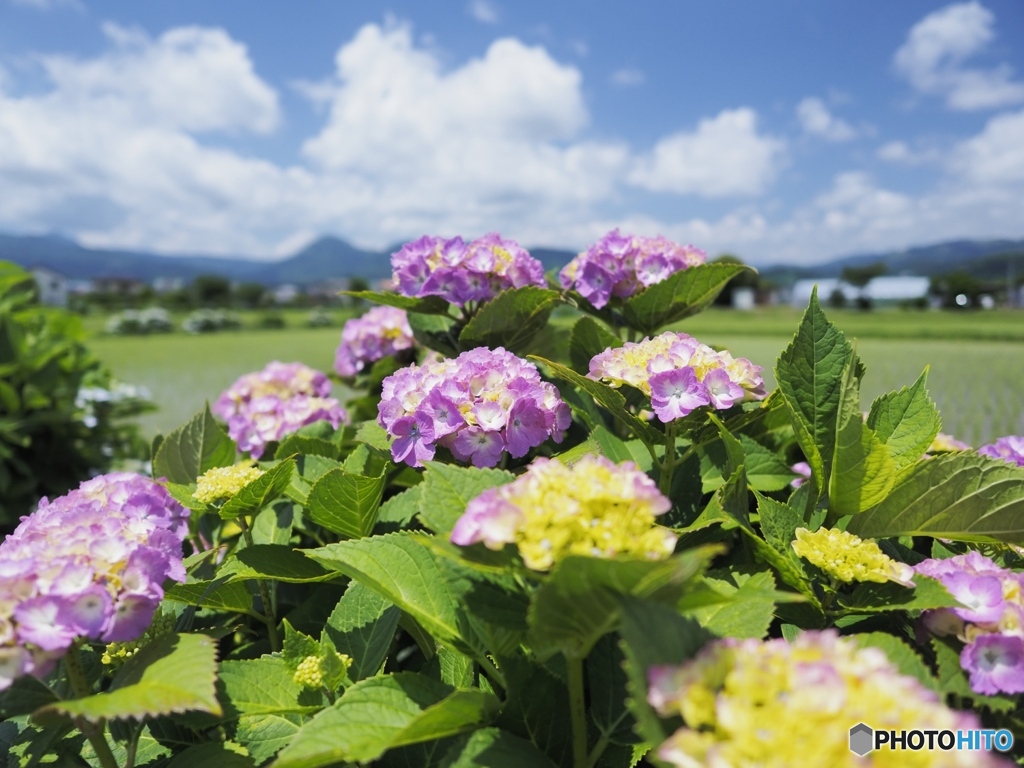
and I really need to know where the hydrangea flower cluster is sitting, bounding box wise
[558,229,706,309]
[978,436,1024,467]
[647,630,999,767]
[214,361,348,459]
[0,473,189,691]
[450,455,676,571]
[391,233,546,307]
[589,332,766,423]
[915,551,1024,695]
[929,433,971,453]
[194,462,265,505]
[334,307,416,377]
[791,527,915,587]
[377,347,570,468]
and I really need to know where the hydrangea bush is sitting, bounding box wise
[3,236,1024,768]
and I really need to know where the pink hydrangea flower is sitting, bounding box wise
[0,473,189,690]
[334,307,415,377]
[978,436,1024,467]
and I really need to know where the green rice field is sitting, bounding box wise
[89,309,1024,448]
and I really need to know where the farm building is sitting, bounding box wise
[30,266,69,306]
[790,276,930,308]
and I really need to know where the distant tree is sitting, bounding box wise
[234,282,266,309]
[828,287,847,309]
[347,276,371,308]
[711,254,758,306]
[192,274,231,307]
[931,271,983,309]
[840,262,887,288]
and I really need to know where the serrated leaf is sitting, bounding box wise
[755,491,802,554]
[527,549,716,660]
[0,676,57,718]
[272,673,499,767]
[827,359,895,519]
[837,575,959,614]
[237,713,308,765]
[166,742,254,768]
[219,655,321,718]
[459,287,563,354]
[684,569,782,639]
[409,312,460,357]
[275,435,339,461]
[34,634,220,725]
[165,579,258,616]
[588,635,636,744]
[221,545,335,584]
[568,315,622,374]
[620,263,753,335]
[164,482,209,511]
[307,467,387,539]
[699,433,795,493]
[154,404,236,484]
[866,369,940,471]
[283,621,322,672]
[846,452,1024,544]
[775,289,853,502]
[342,290,451,315]
[377,485,423,533]
[850,633,938,691]
[417,462,515,536]
[438,728,559,768]
[325,581,401,681]
[220,459,296,520]
[495,656,572,768]
[530,356,663,447]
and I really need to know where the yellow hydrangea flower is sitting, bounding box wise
[792,527,915,587]
[194,462,265,504]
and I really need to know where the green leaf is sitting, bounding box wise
[164,482,209,511]
[568,316,621,374]
[422,646,475,688]
[34,634,221,724]
[0,676,57,719]
[755,491,802,554]
[850,633,938,692]
[588,635,636,745]
[236,713,308,765]
[342,291,451,315]
[684,569,782,639]
[166,742,254,768]
[866,369,941,471]
[837,575,959,614]
[272,673,499,767]
[325,581,402,681]
[438,728,559,768]
[282,621,322,672]
[620,263,754,335]
[495,656,572,768]
[827,359,895,518]
[459,287,563,354]
[845,453,1024,544]
[699,433,794,493]
[307,467,388,539]
[377,485,423,533]
[220,459,296,520]
[165,579,257,616]
[221,545,335,584]
[219,655,321,718]
[408,312,460,358]
[275,435,340,461]
[527,548,716,659]
[530,356,663,447]
[774,288,853,501]
[153,404,236,484]
[417,462,514,536]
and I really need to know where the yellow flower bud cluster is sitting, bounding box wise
[193,462,265,504]
[292,652,353,690]
[792,527,915,587]
[100,610,176,669]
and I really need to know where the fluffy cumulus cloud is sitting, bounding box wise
[628,109,785,197]
[467,0,499,24]
[796,97,856,141]
[895,1,1024,110]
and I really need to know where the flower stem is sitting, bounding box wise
[237,516,281,652]
[65,644,119,768]
[659,422,678,496]
[566,654,588,768]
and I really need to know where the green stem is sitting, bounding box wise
[659,423,678,496]
[65,645,120,768]
[477,655,506,693]
[238,516,281,652]
[566,654,588,768]
[586,732,612,768]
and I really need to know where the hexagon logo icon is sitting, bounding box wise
[849,723,874,756]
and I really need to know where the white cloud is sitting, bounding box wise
[628,108,785,197]
[610,67,644,87]
[467,0,499,24]
[895,2,1024,110]
[796,97,856,141]
[949,108,1024,186]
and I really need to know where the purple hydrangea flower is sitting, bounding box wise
[790,461,812,489]
[961,634,1024,695]
[649,368,710,421]
[334,307,415,377]
[378,348,570,468]
[390,233,546,307]
[559,230,706,309]
[214,361,349,459]
[0,473,189,690]
[978,436,1024,467]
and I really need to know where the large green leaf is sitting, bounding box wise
[218,655,321,719]
[836,575,959,614]
[568,315,621,374]
[699,433,795,492]
[438,728,559,768]
[166,743,254,768]
[0,676,57,719]
[850,633,938,692]
[165,579,258,616]
[417,462,514,536]
[845,453,1024,544]
[866,369,941,471]
[620,263,753,335]
[306,467,388,539]
[495,656,572,768]
[459,287,563,354]
[220,459,296,520]
[342,291,451,315]
[827,360,895,519]
[774,289,853,501]
[408,312,460,358]
[153,404,236,484]
[220,545,335,584]
[683,569,785,639]
[272,673,499,768]
[325,581,402,681]
[34,634,220,724]
[236,713,308,765]
[527,548,716,659]
[588,635,637,746]
[530,356,663,447]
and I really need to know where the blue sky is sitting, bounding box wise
[1,0,1022,264]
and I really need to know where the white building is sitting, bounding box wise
[790,276,930,308]
[31,267,69,306]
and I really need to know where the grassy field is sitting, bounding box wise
[88,307,1024,447]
